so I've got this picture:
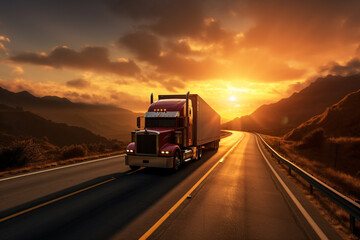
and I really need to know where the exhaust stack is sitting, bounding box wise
[150,93,153,104]
[186,91,190,146]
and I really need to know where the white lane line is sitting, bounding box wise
[139,137,243,240]
[0,154,125,182]
[255,136,328,240]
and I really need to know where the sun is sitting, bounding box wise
[229,96,236,101]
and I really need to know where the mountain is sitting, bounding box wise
[0,104,109,146]
[222,74,360,136]
[0,87,140,141]
[285,89,360,140]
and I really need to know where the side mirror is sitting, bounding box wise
[137,117,141,128]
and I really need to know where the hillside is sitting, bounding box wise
[0,87,140,141]
[285,89,360,140]
[0,104,109,146]
[223,74,360,136]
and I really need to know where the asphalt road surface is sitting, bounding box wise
[0,132,341,240]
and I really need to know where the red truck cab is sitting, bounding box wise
[125,92,220,171]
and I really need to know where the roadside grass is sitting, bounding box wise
[261,134,360,239]
[0,149,126,177]
[0,150,125,177]
[0,139,127,177]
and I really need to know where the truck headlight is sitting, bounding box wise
[127,149,129,152]
[165,151,169,154]
[161,151,165,154]
[161,151,170,154]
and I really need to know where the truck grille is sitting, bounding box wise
[136,134,157,154]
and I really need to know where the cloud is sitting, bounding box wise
[161,79,186,92]
[241,0,360,61]
[12,66,24,75]
[119,31,161,61]
[108,0,235,44]
[0,43,8,56]
[119,29,305,81]
[166,41,202,56]
[10,46,141,77]
[320,58,360,76]
[119,30,225,80]
[0,36,10,43]
[0,35,10,57]
[110,0,360,65]
[66,78,91,88]
[107,0,205,37]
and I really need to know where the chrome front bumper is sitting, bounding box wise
[125,155,174,168]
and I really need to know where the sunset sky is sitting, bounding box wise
[1,0,360,122]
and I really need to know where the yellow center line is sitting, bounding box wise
[139,135,244,240]
[0,177,116,223]
[126,167,144,175]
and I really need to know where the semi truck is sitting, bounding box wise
[125,92,221,171]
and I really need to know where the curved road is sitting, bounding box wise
[0,132,341,240]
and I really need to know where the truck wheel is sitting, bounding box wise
[129,165,140,170]
[196,147,202,160]
[173,151,181,172]
[215,141,219,151]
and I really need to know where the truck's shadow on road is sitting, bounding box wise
[134,149,218,176]
[0,150,219,240]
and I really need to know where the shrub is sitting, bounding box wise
[86,143,107,153]
[61,145,87,159]
[111,142,125,151]
[298,128,326,149]
[0,139,44,170]
[97,143,106,152]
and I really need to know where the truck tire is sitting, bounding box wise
[196,147,202,160]
[173,151,181,172]
[215,140,219,151]
[129,165,140,170]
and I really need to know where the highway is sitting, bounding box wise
[0,132,341,240]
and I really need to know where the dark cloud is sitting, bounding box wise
[10,46,140,76]
[108,0,235,44]
[119,31,161,61]
[320,58,360,76]
[166,41,201,56]
[119,29,305,81]
[161,79,186,92]
[119,30,223,80]
[66,78,90,88]
[200,20,232,43]
[107,0,205,37]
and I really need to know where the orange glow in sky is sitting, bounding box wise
[0,1,359,122]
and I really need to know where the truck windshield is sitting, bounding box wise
[145,118,177,128]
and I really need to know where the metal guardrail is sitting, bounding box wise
[256,133,360,235]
